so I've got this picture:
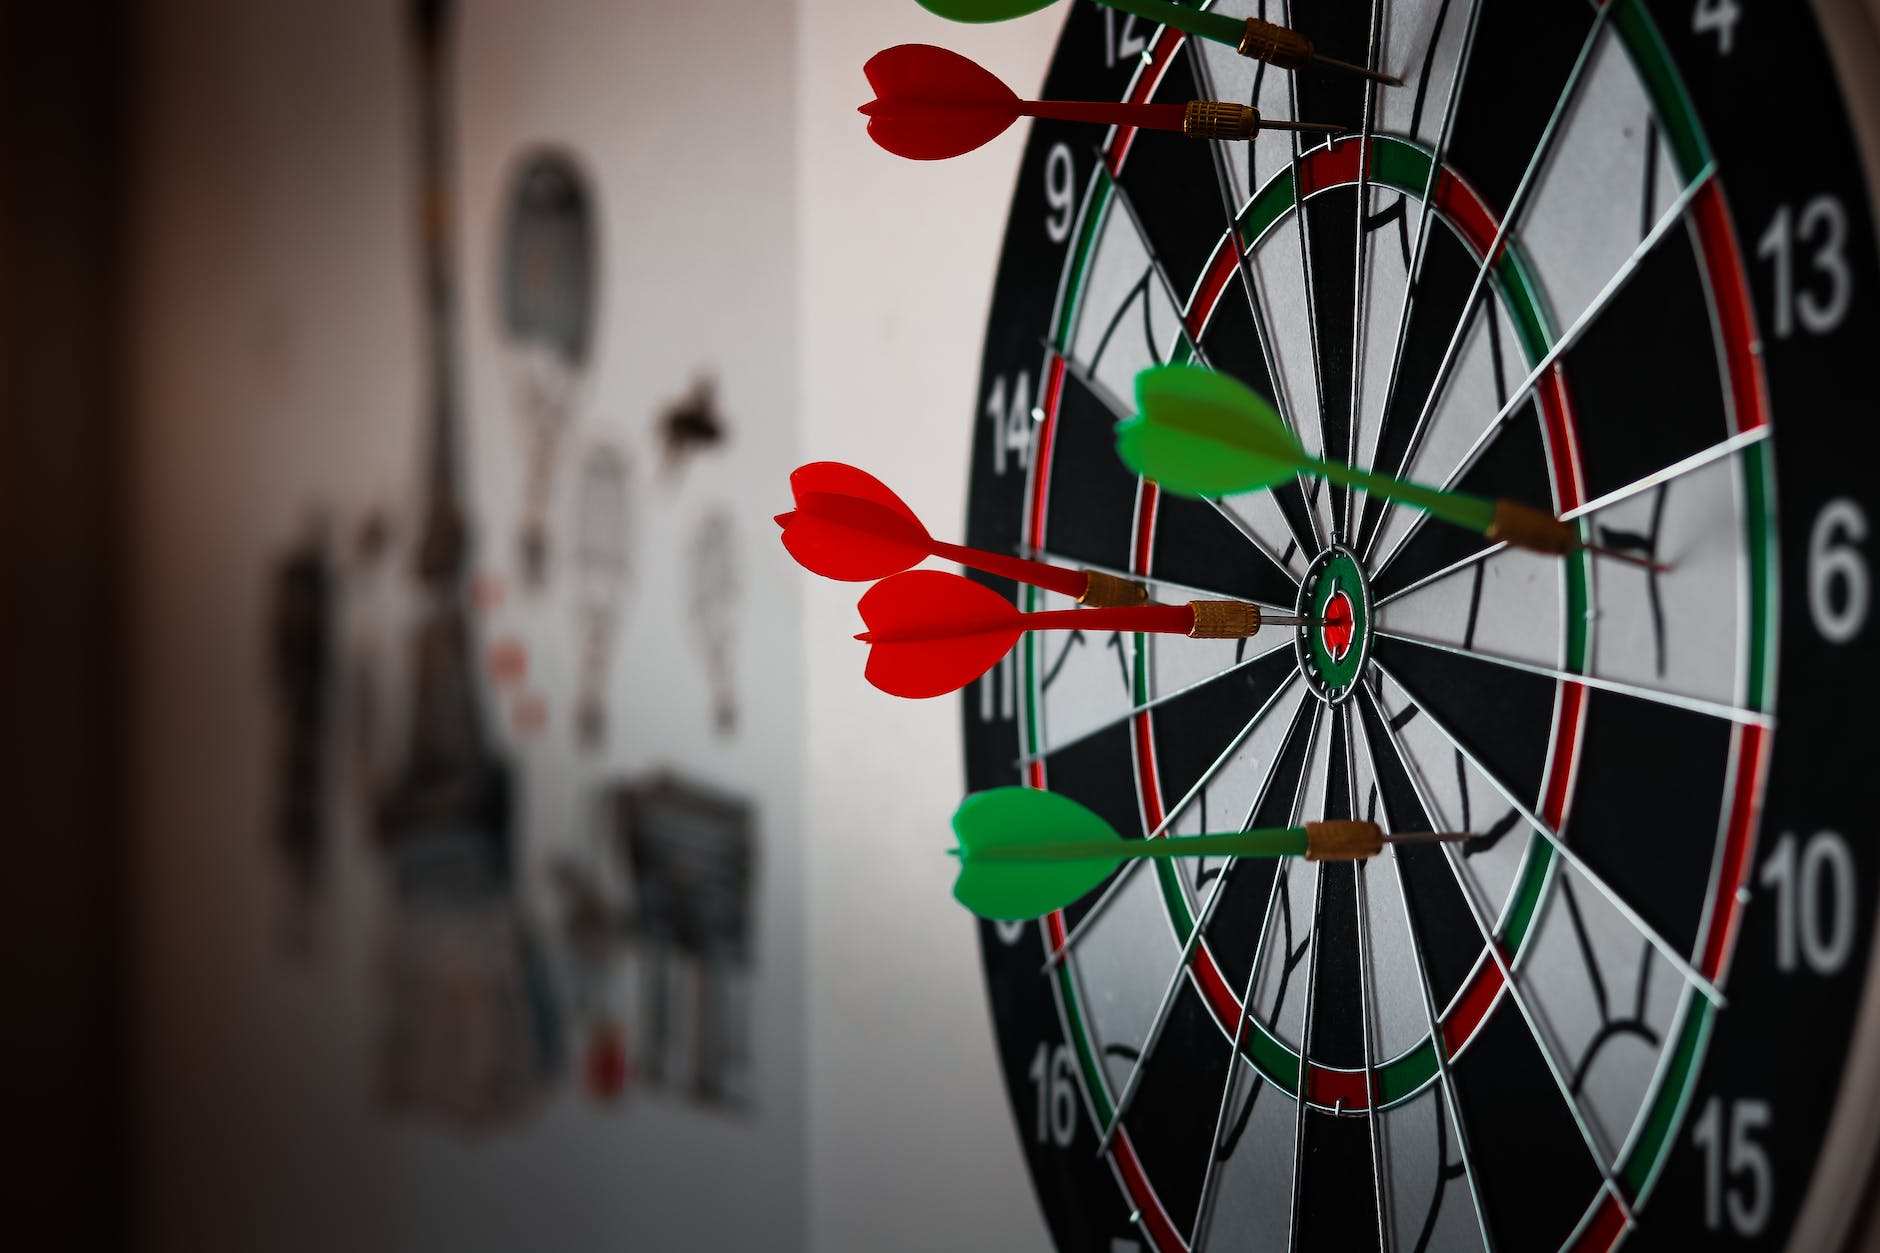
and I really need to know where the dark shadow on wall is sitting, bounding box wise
[0,1,132,1245]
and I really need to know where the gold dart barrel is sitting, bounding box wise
[1183,100,1258,140]
[1486,499,1579,556]
[1238,17,1313,69]
[1183,100,1342,139]
[1237,17,1404,86]
[1304,820,1385,861]
[1078,569,1151,608]
[1187,600,1262,639]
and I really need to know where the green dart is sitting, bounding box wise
[1117,364,1667,571]
[914,0,1401,85]
[948,786,1468,920]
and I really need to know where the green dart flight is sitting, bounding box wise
[1118,364,1666,570]
[947,786,1469,920]
[913,0,1401,85]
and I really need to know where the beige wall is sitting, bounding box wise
[127,0,809,1247]
[797,2,1058,1249]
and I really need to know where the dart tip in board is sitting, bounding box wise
[1582,543,1673,574]
[1309,53,1404,87]
[1382,829,1480,847]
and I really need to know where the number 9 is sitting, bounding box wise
[1044,143,1076,245]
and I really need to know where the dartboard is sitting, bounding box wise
[957,2,1880,1249]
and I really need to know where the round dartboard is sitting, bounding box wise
[958,3,1880,1249]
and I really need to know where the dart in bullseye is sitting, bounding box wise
[1118,364,1670,572]
[776,461,1150,607]
[856,569,1316,699]
[950,787,1469,919]
[914,0,1402,85]
[861,43,1341,162]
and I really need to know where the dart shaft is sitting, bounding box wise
[1020,99,1339,141]
[926,539,1091,600]
[1024,600,1277,638]
[1020,604,1197,635]
[1307,456,1498,534]
[962,827,1311,863]
[1018,100,1188,131]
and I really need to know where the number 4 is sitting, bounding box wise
[1693,0,1741,54]
[984,373,1034,477]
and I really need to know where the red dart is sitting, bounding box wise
[855,569,1308,699]
[776,461,1149,607]
[859,44,1340,161]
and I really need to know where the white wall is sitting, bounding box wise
[797,3,1058,1249]
[128,0,806,1248]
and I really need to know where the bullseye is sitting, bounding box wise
[1322,590,1355,661]
[1294,546,1371,705]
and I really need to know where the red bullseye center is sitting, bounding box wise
[1322,590,1355,661]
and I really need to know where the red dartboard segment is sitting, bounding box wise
[1131,137,1591,1115]
[1693,180,1769,433]
[1029,355,1066,558]
[1039,910,1191,1251]
[1689,179,1773,988]
[1184,237,1240,341]
[1568,1191,1631,1253]
[1102,23,1186,174]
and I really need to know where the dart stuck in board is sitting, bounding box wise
[1119,364,1669,571]
[855,569,1316,698]
[775,461,1148,606]
[860,44,1340,161]
[950,787,1470,919]
[913,0,1402,85]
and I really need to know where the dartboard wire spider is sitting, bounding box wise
[1191,874,1284,1249]
[1365,684,1637,1224]
[1046,345,1304,585]
[1369,422,1764,614]
[1277,0,1339,551]
[1177,36,1329,568]
[1040,670,1305,974]
[1014,633,1292,769]
[1345,697,1394,1248]
[1360,1,1619,567]
[1099,169,1325,561]
[1365,159,1722,582]
[1370,631,1772,730]
[1351,686,1498,1252]
[1340,0,1388,552]
[1091,685,1319,1154]
[1366,0,1487,542]
[1371,657,1727,1010]
[1286,797,1329,1247]
[1191,695,1324,1246]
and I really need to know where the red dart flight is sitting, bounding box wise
[860,43,1337,161]
[776,461,1147,605]
[855,569,1292,699]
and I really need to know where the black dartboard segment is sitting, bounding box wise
[957,2,1880,1249]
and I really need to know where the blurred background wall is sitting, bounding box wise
[0,0,1076,1247]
